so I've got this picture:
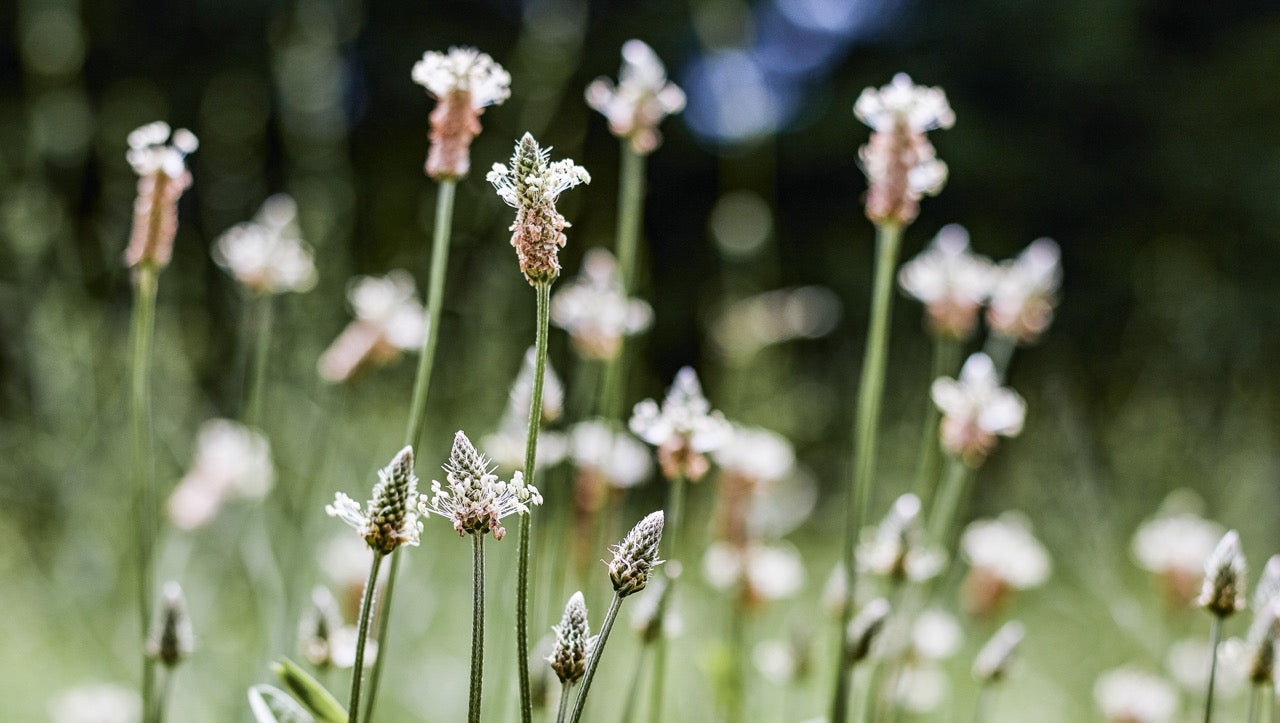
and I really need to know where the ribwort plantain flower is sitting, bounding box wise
[487,133,591,285]
[326,446,423,555]
[1198,530,1246,618]
[298,586,345,670]
[318,270,427,383]
[549,591,595,684]
[166,418,274,531]
[585,39,686,155]
[1244,600,1280,684]
[145,581,193,668]
[973,620,1025,683]
[212,194,316,295]
[960,512,1051,615]
[550,248,654,361]
[1132,498,1225,608]
[931,352,1026,467]
[1093,667,1178,723]
[609,511,665,597]
[856,493,945,583]
[898,224,996,340]
[629,367,732,482]
[420,431,542,540]
[853,74,953,226]
[412,47,510,181]
[124,121,198,269]
[987,238,1062,344]
[703,540,805,607]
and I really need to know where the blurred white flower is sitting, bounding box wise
[960,512,1051,614]
[320,533,374,594]
[912,609,963,661]
[972,620,1025,683]
[167,419,274,531]
[551,248,653,361]
[569,419,652,489]
[1166,636,1247,699]
[1197,529,1247,618]
[411,47,511,109]
[854,74,953,225]
[987,238,1061,344]
[49,683,141,723]
[318,270,426,383]
[856,494,946,583]
[124,121,197,269]
[753,638,803,684]
[482,348,568,472]
[854,73,955,134]
[126,120,198,178]
[585,39,686,154]
[702,540,805,604]
[711,286,842,364]
[898,224,996,340]
[630,366,732,481]
[509,345,565,424]
[1132,507,1225,608]
[213,194,316,295]
[931,352,1026,466]
[714,425,796,485]
[894,662,950,714]
[1093,667,1178,723]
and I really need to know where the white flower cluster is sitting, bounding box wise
[960,512,1051,614]
[167,419,274,531]
[987,237,1062,343]
[127,120,198,178]
[898,224,996,339]
[411,47,511,108]
[487,135,591,211]
[213,194,316,295]
[854,73,953,222]
[931,352,1026,466]
[482,348,567,472]
[585,39,686,154]
[326,446,422,554]
[551,248,653,360]
[1093,666,1178,723]
[630,366,732,481]
[853,73,955,134]
[856,493,946,582]
[420,431,542,540]
[568,419,652,489]
[318,270,427,383]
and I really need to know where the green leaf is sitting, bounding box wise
[272,657,348,723]
[248,684,317,723]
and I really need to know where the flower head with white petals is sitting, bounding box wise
[960,512,1051,614]
[551,248,653,360]
[326,446,422,555]
[703,540,805,606]
[630,366,732,481]
[420,431,542,540]
[585,39,686,154]
[167,418,274,531]
[1094,667,1178,723]
[898,224,997,340]
[318,270,427,383]
[412,47,510,180]
[854,73,955,134]
[857,493,946,583]
[127,120,199,178]
[124,121,198,269]
[569,419,652,489]
[931,352,1025,467]
[213,194,316,295]
[987,238,1062,344]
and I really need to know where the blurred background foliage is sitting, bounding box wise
[2,0,1280,720]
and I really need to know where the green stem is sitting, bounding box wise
[518,279,553,723]
[129,263,159,720]
[618,644,649,723]
[831,220,903,723]
[648,474,685,723]
[973,684,991,723]
[1205,615,1223,723]
[362,178,457,723]
[243,293,274,429]
[926,455,973,550]
[556,680,574,723]
[614,142,645,293]
[982,332,1017,382]
[348,551,384,723]
[470,534,486,723]
[913,336,961,505]
[569,593,624,723]
[1249,685,1262,723]
[149,665,173,723]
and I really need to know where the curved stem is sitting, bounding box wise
[517,279,553,723]
[569,593,624,723]
[913,336,961,505]
[556,680,574,723]
[362,178,457,723]
[926,455,973,551]
[243,293,274,429]
[1204,615,1223,723]
[129,263,159,720]
[618,644,649,723]
[348,551,384,723]
[469,534,486,723]
[831,221,903,723]
[648,473,685,723]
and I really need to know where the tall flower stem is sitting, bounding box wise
[597,143,645,423]
[243,293,274,429]
[348,550,384,723]
[129,263,160,719]
[149,666,174,723]
[983,332,1017,382]
[913,336,961,505]
[1248,685,1262,723]
[648,474,686,723]
[618,644,649,723]
[831,220,904,723]
[926,455,973,551]
[362,178,457,722]
[556,680,574,723]
[569,593,624,723]
[1204,615,1223,723]
[518,279,553,723]
[469,533,486,723]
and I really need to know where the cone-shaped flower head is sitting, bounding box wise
[420,431,543,540]
[326,446,423,555]
[412,47,511,180]
[972,620,1025,684]
[846,597,891,664]
[550,248,654,360]
[1198,530,1247,618]
[146,581,193,668]
[898,224,996,340]
[987,238,1061,344]
[124,121,198,269]
[549,591,594,683]
[487,133,591,285]
[609,510,665,596]
[931,353,1026,467]
[585,39,686,155]
[629,366,732,481]
[853,74,953,226]
[857,493,946,583]
[317,270,427,383]
[212,194,316,295]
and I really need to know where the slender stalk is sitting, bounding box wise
[1249,685,1262,723]
[129,263,159,719]
[518,279,553,723]
[618,644,649,723]
[983,332,1017,382]
[596,143,646,423]
[556,680,574,723]
[569,593,624,723]
[469,533,486,723]
[363,178,457,723]
[1204,615,1223,723]
[149,665,174,723]
[973,685,992,723]
[926,455,973,550]
[648,474,686,723]
[831,220,904,723]
[243,293,274,429]
[913,336,961,505]
[348,551,384,723]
